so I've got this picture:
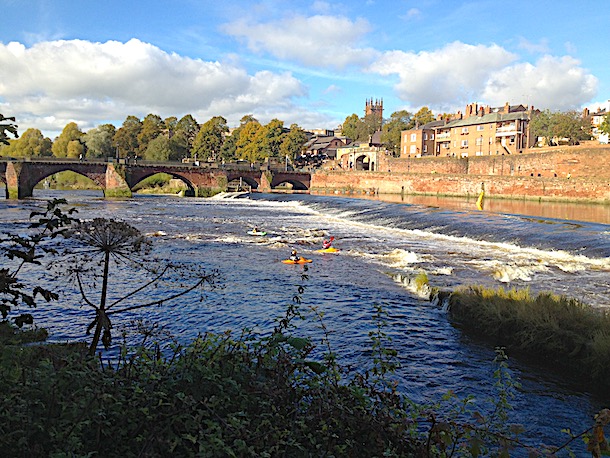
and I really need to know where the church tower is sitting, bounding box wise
[365,98,383,122]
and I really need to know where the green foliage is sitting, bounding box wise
[0,199,78,326]
[192,116,229,161]
[447,285,610,387]
[113,115,142,158]
[600,113,610,136]
[382,110,412,154]
[530,109,591,146]
[0,113,18,146]
[84,123,116,158]
[280,123,308,160]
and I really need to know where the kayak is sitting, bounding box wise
[247,230,267,236]
[316,247,340,253]
[282,257,313,264]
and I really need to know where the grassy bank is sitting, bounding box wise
[446,285,610,388]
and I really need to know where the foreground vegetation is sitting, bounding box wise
[1,200,609,456]
[446,285,610,390]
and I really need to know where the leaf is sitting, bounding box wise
[286,337,309,350]
[305,361,326,374]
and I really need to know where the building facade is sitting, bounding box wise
[401,102,537,158]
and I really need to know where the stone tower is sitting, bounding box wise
[365,98,383,122]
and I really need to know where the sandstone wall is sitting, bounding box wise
[311,146,610,203]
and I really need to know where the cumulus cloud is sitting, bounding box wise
[221,14,378,69]
[0,39,309,136]
[370,41,597,112]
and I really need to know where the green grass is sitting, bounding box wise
[447,285,610,387]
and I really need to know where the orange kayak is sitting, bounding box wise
[282,257,313,264]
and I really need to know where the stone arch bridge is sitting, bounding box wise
[0,159,311,199]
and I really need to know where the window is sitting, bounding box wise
[461,140,468,148]
[423,133,428,140]
[476,125,485,131]
[475,137,483,145]
[410,145,417,155]
[430,133,434,140]
[423,145,428,153]
[461,127,469,134]
[410,133,416,141]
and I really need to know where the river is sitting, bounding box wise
[2,189,609,455]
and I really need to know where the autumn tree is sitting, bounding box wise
[192,116,229,161]
[52,122,83,158]
[113,116,142,159]
[84,124,116,159]
[236,118,263,162]
[412,106,435,127]
[0,128,52,157]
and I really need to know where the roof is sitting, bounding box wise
[440,111,530,129]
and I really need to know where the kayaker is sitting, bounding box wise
[289,249,299,261]
[322,236,334,249]
[252,227,259,233]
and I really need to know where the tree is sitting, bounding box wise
[530,110,590,146]
[145,135,172,161]
[174,114,200,158]
[0,114,18,146]
[0,128,52,157]
[381,110,412,155]
[137,113,164,155]
[259,119,285,158]
[52,122,83,157]
[84,124,116,159]
[236,120,263,162]
[58,218,216,355]
[341,113,363,141]
[280,124,308,161]
[412,106,435,127]
[192,116,229,161]
[600,113,610,136]
[113,116,142,158]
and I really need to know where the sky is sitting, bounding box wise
[1,0,609,139]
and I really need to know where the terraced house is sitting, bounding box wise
[401,102,538,158]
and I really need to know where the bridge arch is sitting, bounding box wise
[130,171,197,196]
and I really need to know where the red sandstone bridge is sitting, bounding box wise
[0,158,311,199]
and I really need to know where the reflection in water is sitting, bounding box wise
[330,192,610,225]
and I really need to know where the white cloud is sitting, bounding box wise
[222,14,378,69]
[372,42,517,109]
[481,55,598,111]
[0,39,310,136]
[370,41,597,112]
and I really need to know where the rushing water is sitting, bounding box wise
[2,189,609,454]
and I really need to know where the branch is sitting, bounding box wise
[107,274,213,315]
[106,264,171,310]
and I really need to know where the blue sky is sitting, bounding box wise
[1,0,609,138]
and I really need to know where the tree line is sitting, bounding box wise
[0,113,311,164]
[1,107,605,163]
